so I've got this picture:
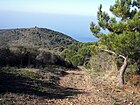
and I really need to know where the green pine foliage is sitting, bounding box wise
[90,0,140,69]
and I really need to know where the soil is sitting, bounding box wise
[47,69,140,105]
[47,70,113,105]
[1,67,140,105]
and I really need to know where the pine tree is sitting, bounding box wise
[90,0,140,86]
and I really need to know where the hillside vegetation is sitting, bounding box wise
[0,27,80,104]
[0,27,77,53]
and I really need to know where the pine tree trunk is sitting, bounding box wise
[100,49,128,86]
[119,55,127,86]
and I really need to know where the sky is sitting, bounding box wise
[0,0,115,42]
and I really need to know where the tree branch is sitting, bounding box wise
[100,49,117,56]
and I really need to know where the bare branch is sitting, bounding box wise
[118,55,127,60]
[100,49,117,56]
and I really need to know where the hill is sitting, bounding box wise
[0,27,77,52]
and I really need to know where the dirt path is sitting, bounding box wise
[48,70,113,105]
[1,67,139,105]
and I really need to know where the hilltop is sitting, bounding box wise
[0,27,77,52]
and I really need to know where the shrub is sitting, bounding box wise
[61,42,94,67]
[71,54,84,66]
[0,46,72,68]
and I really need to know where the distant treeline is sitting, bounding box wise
[0,46,73,68]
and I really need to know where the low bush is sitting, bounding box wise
[0,46,73,68]
[61,42,93,67]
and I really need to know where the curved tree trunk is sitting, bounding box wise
[118,55,127,86]
[100,49,128,86]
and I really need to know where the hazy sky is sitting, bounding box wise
[0,0,114,16]
[0,0,115,42]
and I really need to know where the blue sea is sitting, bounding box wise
[0,11,98,42]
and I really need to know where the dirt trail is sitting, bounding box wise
[48,70,113,105]
[1,67,139,105]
